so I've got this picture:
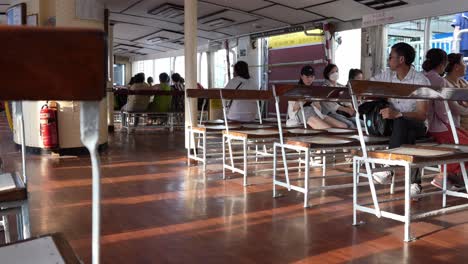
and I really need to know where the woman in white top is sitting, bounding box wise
[224,61,258,122]
[286,65,347,129]
[322,64,357,128]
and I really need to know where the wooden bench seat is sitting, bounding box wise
[286,128,324,136]
[284,134,390,155]
[367,145,468,163]
[324,128,357,134]
[224,129,283,139]
[240,124,275,129]
[0,233,80,264]
[192,124,242,132]
[0,172,27,203]
[285,136,357,148]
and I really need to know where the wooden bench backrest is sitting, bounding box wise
[0,26,106,101]
[186,88,272,100]
[273,84,351,102]
[348,80,468,101]
[114,90,184,96]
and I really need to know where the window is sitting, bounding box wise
[113,64,125,86]
[154,58,172,84]
[174,56,185,80]
[199,52,208,88]
[430,15,456,54]
[132,61,144,76]
[214,49,234,87]
[386,19,426,71]
[384,12,464,72]
[142,60,154,81]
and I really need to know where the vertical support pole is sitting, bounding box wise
[199,99,207,125]
[272,88,290,190]
[106,11,115,131]
[16,211,23,240]
[202,130,206,171]
[21,202,30,239]
[304,149,310,208]
[353,157,358,225]
[257,100,263,124]
[443,164,447,208]
[2,216,10,243]
[243,138,248,186]
[184,0,198,149]
[322,150,326,187]
[273,143,277,197]
[222,134,226,180]
[300,104,307,129]
[444,101,459,144]
[17,102,27,183]
[404,163,412,242]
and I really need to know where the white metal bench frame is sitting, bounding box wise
[350,80,468,242]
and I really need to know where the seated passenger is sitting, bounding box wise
[428,52,468,189]
[322,64,357,128]
[147,76,154,87]
[147,73,173,112]
[347,68,364,85]
[224,61,258,122]
[370,42,430,196]
[286,65,347,129]
[171,73,185,112]
[171,73,185,91]
[121,72,151,112]
[114,76,134,110]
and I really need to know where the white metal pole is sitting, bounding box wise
[453,29,468,53]
[184,0,198,149]
[444,101,459,145]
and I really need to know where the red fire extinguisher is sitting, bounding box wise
[40,103,59,149]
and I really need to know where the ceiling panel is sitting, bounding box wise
[103,0,141,12]
[307,0,374,21]
[0,4,8,13]
[200,0,272,12]
[134,30,184,46]
[114,44,142,55]
[198,29,231,39]
[110,13,183,31]
[198,10,259,31]
[137,43,174,52]
[113,23,158,40]
[268,0,333,9]
[216,18,288,36]
[254,5,323,24]
[407,0,439,4]
[156,41,185,50]
[137,47,167,54]
[123,0,222,23]
[114,38,136,46]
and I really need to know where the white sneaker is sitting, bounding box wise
[372,170,393,184]
[410,183,422,197]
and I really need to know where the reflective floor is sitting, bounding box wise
[1,120,468,263]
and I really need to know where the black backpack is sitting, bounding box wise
[358,100,393,137]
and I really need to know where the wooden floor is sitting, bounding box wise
[1,120,468,263]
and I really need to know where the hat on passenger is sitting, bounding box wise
[300,65,315,76]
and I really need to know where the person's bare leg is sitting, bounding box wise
[307,116,331,130]
[323,116,347,128]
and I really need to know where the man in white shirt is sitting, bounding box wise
[370,42,430,196]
